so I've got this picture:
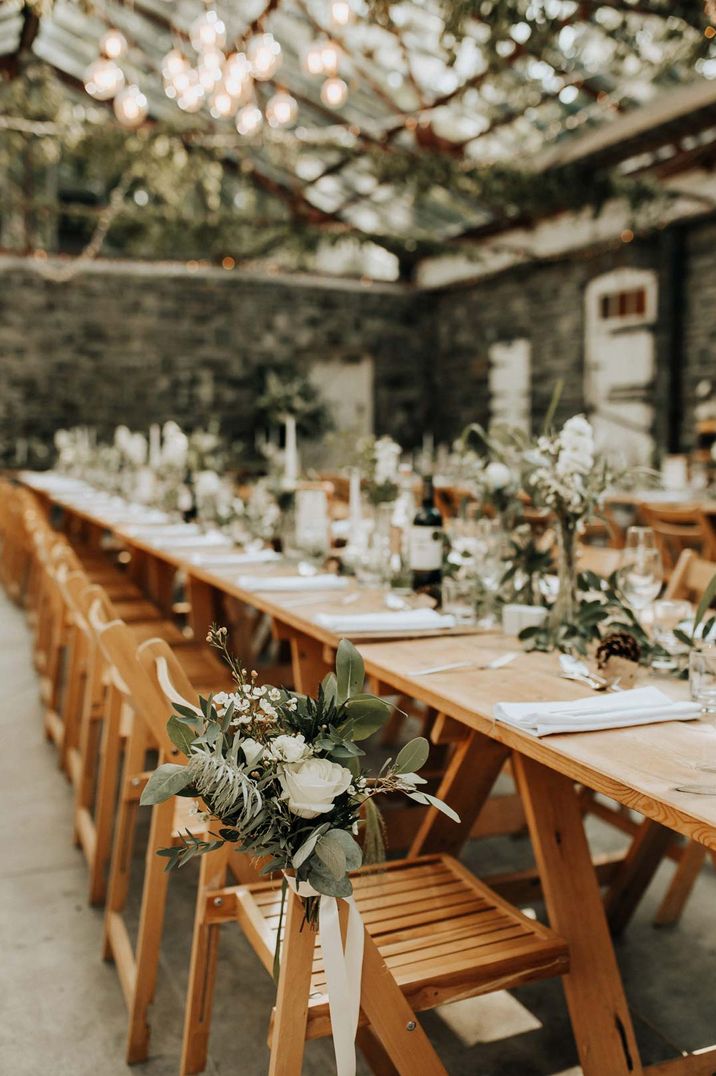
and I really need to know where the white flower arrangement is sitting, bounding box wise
[524,415,605,520]
[141,633,458,906]
[359,435,403,505]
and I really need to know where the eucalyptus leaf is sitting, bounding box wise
[308,858,353,898]
[394,736,429,775]
[325,828,363,872]
[694,573,716,634]
[140,763,191,806]
[167,716,197,757]
[315,830,347,879]
[336,639,364,703]
[292,823,330,870]
[321,672,338,707]
[342,695,391,739]
[408,790,461,822]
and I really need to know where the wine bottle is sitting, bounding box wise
[178,467,198,524]
[410,475,444,598]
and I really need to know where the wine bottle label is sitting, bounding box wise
[410,526,443,570]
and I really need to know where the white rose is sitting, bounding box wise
[484,460,513,491]
[269,733,311,763]
[279,757,353,819]
[241,738,264,768]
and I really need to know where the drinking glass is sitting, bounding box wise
[652,599,692,670]
[442,577,478,626]
[689,644,716,712]
[619,526,663,612]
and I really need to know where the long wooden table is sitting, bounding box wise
[22,473,716,1076]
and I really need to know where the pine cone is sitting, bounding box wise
[596,631,641,670]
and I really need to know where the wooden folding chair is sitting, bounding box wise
[648,549,716,926]
[641,502,711,575]
[97,624,249,1063]
[172,849,568,1075]
[600,549,716,932]
[575,543,622,578]
[67,582,232,905]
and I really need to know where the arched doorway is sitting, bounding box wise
[584,267,658,466]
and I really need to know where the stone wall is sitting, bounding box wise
[1,216,715,467]
[0,258,434,463]
[431,216,716,453]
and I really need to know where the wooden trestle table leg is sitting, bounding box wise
[513,753,643,1076]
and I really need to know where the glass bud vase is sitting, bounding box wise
[549,515,579,632]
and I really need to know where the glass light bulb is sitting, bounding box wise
[236,103,263,136]
[100,28,128,60]
[210,88,236,118]
[320,76,348,108]
[162,48,189,80]
[304,41,326,76]
[247,33,282,80]
[266,91,297,128]
[113,84,148,127]
[224,51,250,94]
[320,41,340,76]
[330,0,353,26]
[190,9,227,52]
[177,73,205,113]
[84,58,125,101]
[198,49,224,91]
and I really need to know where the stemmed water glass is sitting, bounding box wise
[619,526,664,616]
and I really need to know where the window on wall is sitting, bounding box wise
[309,357,374,434]
[599,287,647,320]
[488,339,531,433]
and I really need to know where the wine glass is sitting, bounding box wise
[619,526,663,614]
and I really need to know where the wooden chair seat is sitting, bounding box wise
[214,854,568,1041]
[110,599,167,623]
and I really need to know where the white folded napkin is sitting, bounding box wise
[124,523,201,537]
[237,574,349,593]
[147,531,229,549]
[314,608,456,634]
[188,549,280,567]
[494,686,701,737]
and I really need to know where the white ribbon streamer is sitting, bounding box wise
[285,876,365,1076]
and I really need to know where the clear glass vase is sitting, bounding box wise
[549,515,579,632]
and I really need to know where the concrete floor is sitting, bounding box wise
[1,586,714,1076]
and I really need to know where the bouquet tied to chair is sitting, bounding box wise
[141,629,458,1061]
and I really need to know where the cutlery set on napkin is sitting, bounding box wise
[494,686,701,737]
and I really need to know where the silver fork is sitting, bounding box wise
[413,652,518,676]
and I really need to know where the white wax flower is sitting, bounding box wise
[269,733,311,763]
[484,460,513,491]
[161,428,189,468]
[556,415,594,477]
[195,469,222,498]
[126,433,148,467]
[114,424,132,452]
[374,436,401,485]
[279,757,353,818]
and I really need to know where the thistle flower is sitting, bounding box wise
[187,749,263,820]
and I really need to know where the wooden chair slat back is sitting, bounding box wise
[93,618,179,757]
[137,637,203,719]
[576,545,622,578]
[665,549,716,604]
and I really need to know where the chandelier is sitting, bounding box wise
[84,3,353,132]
